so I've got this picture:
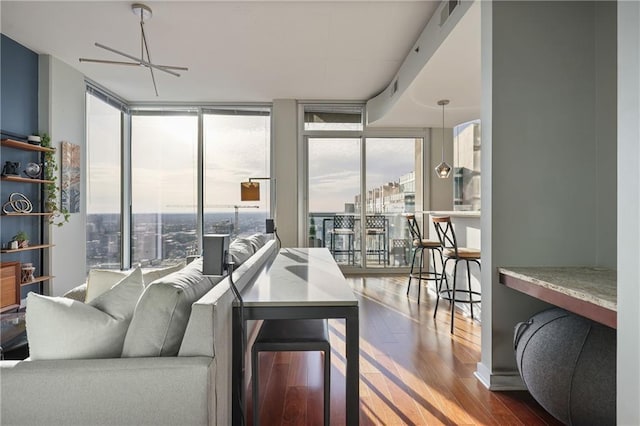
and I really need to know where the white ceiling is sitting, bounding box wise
[1,1,480,127]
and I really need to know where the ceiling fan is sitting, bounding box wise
[79,3,188,96]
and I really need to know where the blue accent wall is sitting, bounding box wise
[1,34,39,137]
[1,34,41,301]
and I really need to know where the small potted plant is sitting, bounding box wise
[13,231,29,248]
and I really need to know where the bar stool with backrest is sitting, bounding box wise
[365,215,388,265]
[405,214,447,303]
[252,319,331,426]
[431,216,481,333]
[328,215,356,265]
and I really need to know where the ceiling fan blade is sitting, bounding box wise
[140,21,159,96]
[152,64,189,72]
[95,42,181,77]
[79,58,142,66]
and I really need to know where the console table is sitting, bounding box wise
[232,248,359,425]
[499,266,616,328]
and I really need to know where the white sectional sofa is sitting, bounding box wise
[0,236,277,426]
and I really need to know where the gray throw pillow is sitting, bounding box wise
[121,258,212,357]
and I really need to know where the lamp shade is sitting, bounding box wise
[240,181,260,201]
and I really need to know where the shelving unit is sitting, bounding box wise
[1,137,53,304]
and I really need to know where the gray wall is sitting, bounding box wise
[617,1,640,423]
[429,126,454,210]
[39,55,87,296]
[478,1,617,389]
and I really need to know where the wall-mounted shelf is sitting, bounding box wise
[0,244,54,254]
[1,175,54,184]
[2,212,53,217]
[1,138,55,153]
[2,133,54,297]
[21,275,53,286]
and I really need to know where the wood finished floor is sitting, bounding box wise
[249,275,562,426]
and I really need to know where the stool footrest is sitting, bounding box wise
[437,289,482,303]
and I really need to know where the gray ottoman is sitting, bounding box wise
[514,308,616,425]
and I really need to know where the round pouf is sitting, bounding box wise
[514,308,616,425]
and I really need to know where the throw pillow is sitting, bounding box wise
[229,238,254,266]
[26,267,144,360]
[85,269,130,302]
[121,258,211,357]
[247,233,267,252]
[62,283,88,302]
[142,261,186,285]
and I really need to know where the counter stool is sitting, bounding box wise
[252,319,331,426]
[328,215,355,265]
[405,214,447,304]
[432,216,481,334]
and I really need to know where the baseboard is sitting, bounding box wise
[475,362,527,391]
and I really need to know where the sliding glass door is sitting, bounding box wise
[364,138,420,268]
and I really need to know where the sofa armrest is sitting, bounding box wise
[0,356,215,426]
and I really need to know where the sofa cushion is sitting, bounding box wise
[229,238,254,266]
[121,258,212,357]
[142,261,187,285]
[247,233,267,252]
[85,269,130,302]
[26,267,144,360]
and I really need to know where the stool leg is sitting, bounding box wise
[323,348,331,426]
[450,260,459,334]
[438,249,449,291]
[430,248,438,284]
[407,248,417,295]
[417,248,423,304]
[252,349,260,426]
[466,260,474,320]
[434,257,450,318]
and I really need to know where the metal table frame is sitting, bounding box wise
[232,248,360,425]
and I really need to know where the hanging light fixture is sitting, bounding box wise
[79,3,188,96]
[434,99,452,179]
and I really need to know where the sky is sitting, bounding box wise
[87,94,419,215]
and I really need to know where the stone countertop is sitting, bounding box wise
[498,266,617,311]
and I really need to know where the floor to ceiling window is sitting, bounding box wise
[85,91,122,270]
[131,113,198,266]
[303,104,423,270]
[85,86,273,269]
[203,108,271,238]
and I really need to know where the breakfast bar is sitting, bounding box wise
[499,266,617,328]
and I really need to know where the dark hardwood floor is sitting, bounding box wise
[249,275,562,425]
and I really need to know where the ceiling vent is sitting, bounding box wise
[440,0,459,26]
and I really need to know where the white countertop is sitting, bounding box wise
[418,211,481,218]
[241,247,358,307]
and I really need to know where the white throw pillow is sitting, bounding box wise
[142,261,186,285]
[85,269,130,302]
[229,239,254,266]
[26,267,144,360]
[121,258,211,357]
[247,233,267,252]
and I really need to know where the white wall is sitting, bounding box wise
[617,1,640,423]
[38,55,86,296]
[478,1,617,389]
[272,99,298,247]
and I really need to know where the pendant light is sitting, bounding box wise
[434,99,452,179]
